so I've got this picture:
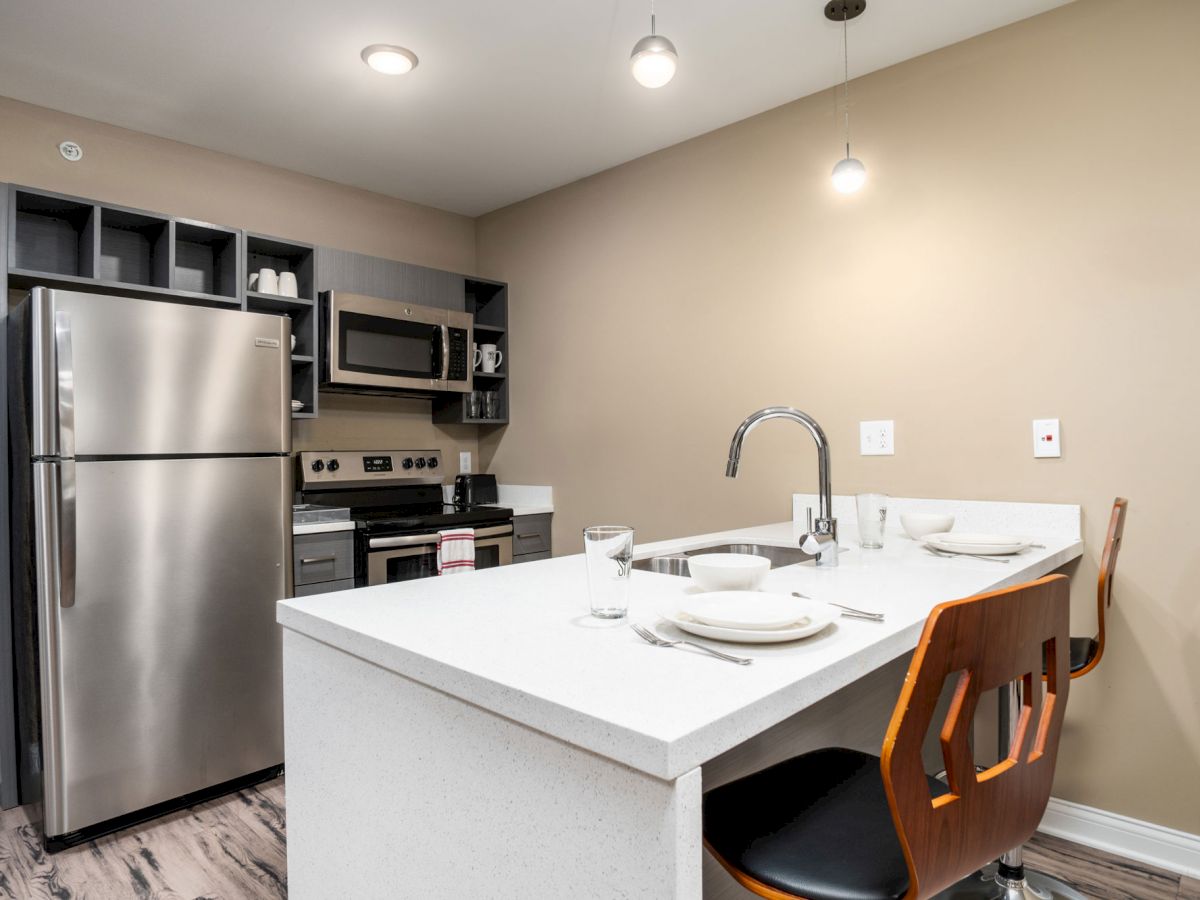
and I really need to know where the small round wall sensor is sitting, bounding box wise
[58,140,83,162]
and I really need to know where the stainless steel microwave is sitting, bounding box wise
[321,291,473,395]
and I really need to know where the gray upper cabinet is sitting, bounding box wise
[316,247,465,311]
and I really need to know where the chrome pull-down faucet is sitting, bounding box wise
[725,407,839,567]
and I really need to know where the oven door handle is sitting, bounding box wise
[368,524,513,550]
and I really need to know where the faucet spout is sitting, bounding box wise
[725,406,838,566]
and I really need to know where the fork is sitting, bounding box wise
[630,624,753,665]
[925,546,1010,564]
[792,592,884,621]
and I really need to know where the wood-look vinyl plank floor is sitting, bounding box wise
[1177,876,1200,900]
[0,777,1191,899]
[0,778,286,900]
[1025,832,1183,900]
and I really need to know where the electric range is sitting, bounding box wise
[297,450,514,585]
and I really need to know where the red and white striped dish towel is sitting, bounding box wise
[437,528,476,575]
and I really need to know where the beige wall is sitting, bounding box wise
[0,95,479,466]
[476,0,1200,832]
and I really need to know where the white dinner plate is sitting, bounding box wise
[658,597,838,644]
[680,591,810,630]
[923,532,1030,556]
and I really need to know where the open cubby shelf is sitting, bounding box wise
[98,207,170,288]
[240,232,318,419]
[11,190,96,277]
[245,233,315,302]
[174,219,239,298]
[433,277,509,426]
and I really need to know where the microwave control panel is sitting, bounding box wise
[447,327,470,381]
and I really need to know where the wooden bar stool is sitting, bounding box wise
[955,496,1130,899]
[703,575,1071,900]
[1062,497,1127,679]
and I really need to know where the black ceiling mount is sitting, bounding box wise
[824,0,865,21]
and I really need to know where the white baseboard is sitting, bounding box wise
[1040,797,1200,879]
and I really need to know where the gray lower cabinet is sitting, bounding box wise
[294,577,356,597]
[293,530,355,593]
[512,513,552,564]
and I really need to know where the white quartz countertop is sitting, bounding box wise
[277,515,1081,781]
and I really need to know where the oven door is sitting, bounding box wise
[325,292,451,393]
[366,525,514,586]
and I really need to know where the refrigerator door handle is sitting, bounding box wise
[59,460,77,608]
[55,309,76,460]
[32,462,67,835]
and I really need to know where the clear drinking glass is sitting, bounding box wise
[856,493,889,549]
[482,390,500,419]
[465,390,482,419]
[583,526,635,618]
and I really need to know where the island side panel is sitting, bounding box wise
[282,629,703,900]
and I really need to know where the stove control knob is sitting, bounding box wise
[426,457,439,469]
[414,458,427,469]
[327,459,340,472]
[311,459,325,473]
[401,457,414,470]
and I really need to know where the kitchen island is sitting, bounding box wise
[277,499,1082,899]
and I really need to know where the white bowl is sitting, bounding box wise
[687,553,770,592]
[900,513,956,540]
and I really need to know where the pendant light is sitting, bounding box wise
[630,0,678,89]
[827,1,866,193]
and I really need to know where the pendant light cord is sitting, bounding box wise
[842,11,851,159]
[651,0,656,35]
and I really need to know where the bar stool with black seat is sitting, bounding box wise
[956,496,1130,899]
[1062,497,1127,679]
[703,574,1072,900]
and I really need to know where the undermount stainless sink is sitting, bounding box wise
[632,542,816,576]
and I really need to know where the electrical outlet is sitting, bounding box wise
[459,451,472,473]
[1032,419,1061,458]
[860,420,895,456]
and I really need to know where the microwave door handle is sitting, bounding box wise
[440,324,450,382]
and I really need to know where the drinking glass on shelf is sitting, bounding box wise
[583,526,635,618]
[856,493,889,549]
[482,391,500,419]
[465,390,482,419]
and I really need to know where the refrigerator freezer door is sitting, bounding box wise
[35,288,290,457]
[40,456,291,838]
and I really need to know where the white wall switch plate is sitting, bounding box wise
[459,451,473,473]
[1032,419,1061,458]
[860,420,895,456]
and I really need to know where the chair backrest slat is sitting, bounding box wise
[880,575,1072,898]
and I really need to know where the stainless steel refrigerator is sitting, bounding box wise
[9,287,292,847]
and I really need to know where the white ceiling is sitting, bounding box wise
[0,0,1070,216]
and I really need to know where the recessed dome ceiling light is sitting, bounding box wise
[361,44,419,75]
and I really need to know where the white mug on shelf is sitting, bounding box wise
[247,272,259,291]
[472,342,482,370]
[256,268,279,295]
[290,334,297,352]
[277,271,298,298]
[480,344,503,374]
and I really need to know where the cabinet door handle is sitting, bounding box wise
[300,555,337,564]
[516,533,540,540]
